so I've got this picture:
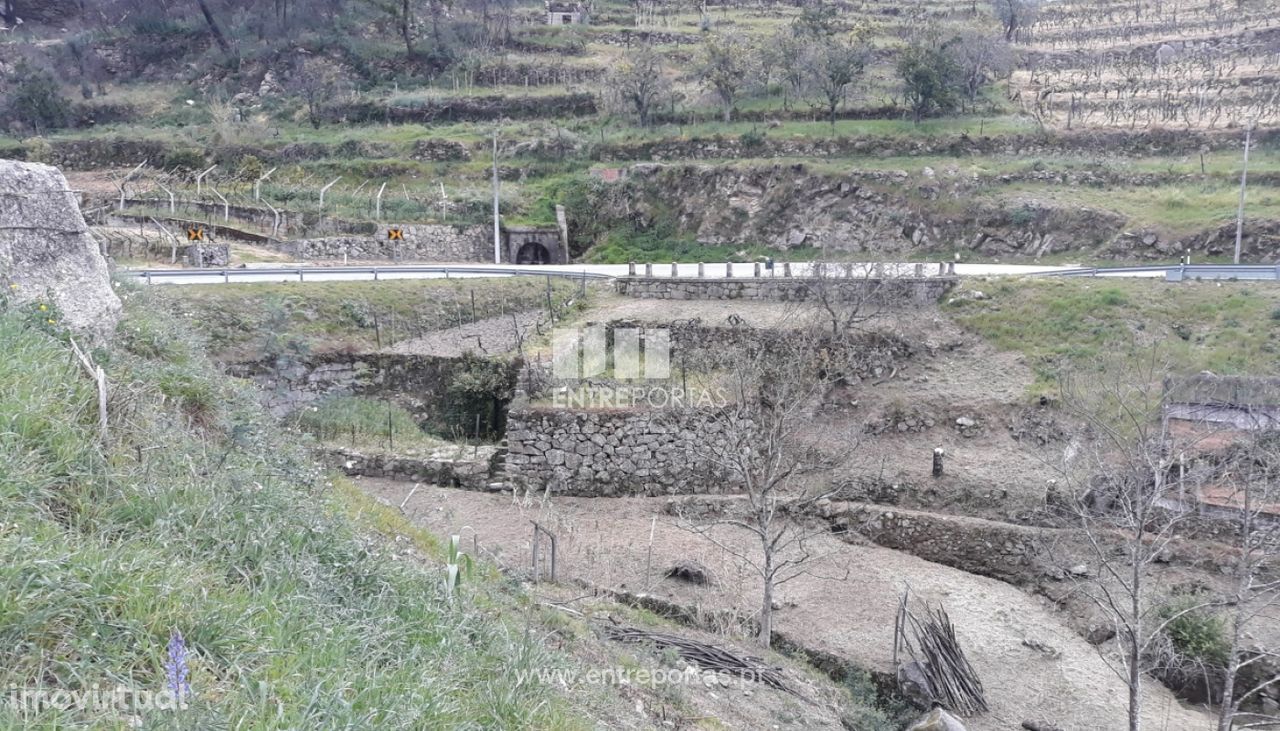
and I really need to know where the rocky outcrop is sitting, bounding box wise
[0,160,121,341]
[594,163,1125,257]
[593,127,1280,163]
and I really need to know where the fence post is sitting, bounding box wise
[671,261,678,277]
[697,262,704,278]
[914,263,923,277]
[644,262,653,277]
[783,261,791,277]
[628,261,636,276]
[938,262,946,275]
[753,262,761,277]
[725,263,733,278]
[531,524,540,583]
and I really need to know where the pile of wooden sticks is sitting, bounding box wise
[603,624,791,693]
[893,590,989,716]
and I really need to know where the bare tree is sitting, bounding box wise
[798,259,886,338]
[368,0,415,57]
[1212,426,1280,730]
[1051,351,1223,731]
[947,25,1014,109]
[804,32,869,130]
[692,33,757,123]
[677,330,850,648]
[288,55,345,128]
[195,0,233,53]
[606,45,671,127]
[766,28,807,112]
[990,0,1038,42]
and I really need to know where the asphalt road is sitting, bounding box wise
[124,261,1167,285]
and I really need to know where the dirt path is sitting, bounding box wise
[358,478,1213,731]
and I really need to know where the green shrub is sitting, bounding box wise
[6,63,71,133]
[839,668,914,731]
[291,394,432,447]
[1160,599,1230,667]
[162,148,208,173]
[1010,204,1038,227]
[444,354,518,439]
[22,136,53,164]
[740,128,766,148]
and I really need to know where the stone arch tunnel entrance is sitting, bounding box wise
[516,242,552,264]
[502,226,567,265]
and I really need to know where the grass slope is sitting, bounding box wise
[946,278,1280,392]
[157,278,579,359]
[0,287,580,729]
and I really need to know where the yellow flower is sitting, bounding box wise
[37,304,47,312]
[46,319,56,325]
[7,284,16,290]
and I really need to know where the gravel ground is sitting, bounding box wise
[358,478,1213,731]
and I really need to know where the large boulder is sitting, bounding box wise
[0,160,121,341]
[907,707,967,731]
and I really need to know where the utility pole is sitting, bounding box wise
[1234,122,1253,265]
[492,130,501,264]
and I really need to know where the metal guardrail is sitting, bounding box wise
[122,265,616,284]
[1037,263,1280,281]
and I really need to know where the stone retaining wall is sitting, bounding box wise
[286,224,489,262]
[504,407,738,496]
[322,446,498,490]
[614,276,956,305]
[228,352,465,421]
[832,502,1050,584]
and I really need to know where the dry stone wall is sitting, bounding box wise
[614,276,955,306]
[504,407,738,496]
[285,224,489,262]
[228,352,466,421]
[322,446,498,491]
[833,502,1049,584]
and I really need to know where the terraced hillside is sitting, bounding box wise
[1,0,1276,264]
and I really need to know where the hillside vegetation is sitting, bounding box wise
[0,287,580,728]
[947,277,1280,390]
[158,277,579,359]
[2,0,1275,262]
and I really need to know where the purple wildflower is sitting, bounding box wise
[164,630,192,706]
